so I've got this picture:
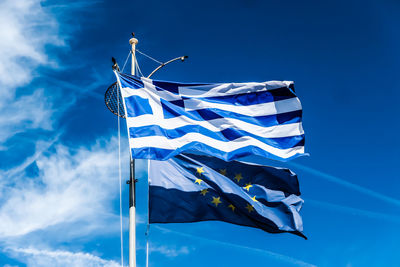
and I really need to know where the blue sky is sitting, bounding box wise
[1,0,400,266]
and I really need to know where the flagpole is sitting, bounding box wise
[128,34,138,267]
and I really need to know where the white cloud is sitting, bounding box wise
[0,89,55,144]
[0,0,64,144]
[0,1,126,266]
[0,0,62,89]
[2,134,61,177]
[0,136,129,266]
[149,244,190,258]
[9,247,120,267]
[0,137,127,238]
[0,0,107,145]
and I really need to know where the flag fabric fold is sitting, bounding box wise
[149,154,306,239]
[115,72,305,162]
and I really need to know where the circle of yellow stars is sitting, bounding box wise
[192,165,259,213]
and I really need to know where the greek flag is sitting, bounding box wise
[115,72,305,162]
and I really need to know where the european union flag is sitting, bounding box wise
[149,154,306,239]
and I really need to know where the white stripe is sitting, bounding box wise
[183,97,301,117]
[121,87,149,99]
[121,86,182,102]
[126,116,304,138]
[129,133,304,159]
[178,81,293,97]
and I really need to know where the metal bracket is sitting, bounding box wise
[147,55,188,78]
[126,179,138,184]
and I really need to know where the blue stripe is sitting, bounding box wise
[131,143,304,162]
[119,73,144,89]
[153,80,208,94]
[129,124,304,150]
[187,109,302,126]
[161,99,302,127]
[197,88,296,106]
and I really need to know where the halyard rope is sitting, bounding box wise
[117,82,124,267]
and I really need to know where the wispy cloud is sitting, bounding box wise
[0,0,64,144]
[0,1,127,266]
[288,162,400,207]
[151,245,190,257]
[138,243,190,258]
[153,226,316,267]
[0,88,56,144]
[0,0,102,145]
[7,247,120,267]
[0,0,62,89]
[0,136,129,266]
[0,137,127,238]
[2,133,62,178]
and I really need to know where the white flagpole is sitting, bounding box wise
[129,34,138,267]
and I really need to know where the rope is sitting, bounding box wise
[145,160,151,267]
[136,49,163,65]
[135,56,144,77]
[117,83,124,267]
[121,50,132,73]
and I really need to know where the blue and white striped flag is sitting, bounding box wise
[115,72,305,162]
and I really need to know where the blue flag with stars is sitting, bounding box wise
[149,154,306,239]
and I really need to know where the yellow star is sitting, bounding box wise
[234,173,243,182]
[200,189,208,196]
[211,197,222,207]
[243,183,252,191]
[219,168,227,176]
[194,179,203,185]
[245,204,254,213]
[228,204,236,212]
[196,167,204,175]
[251,195,258,202]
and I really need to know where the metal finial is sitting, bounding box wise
[112,57,120,72]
